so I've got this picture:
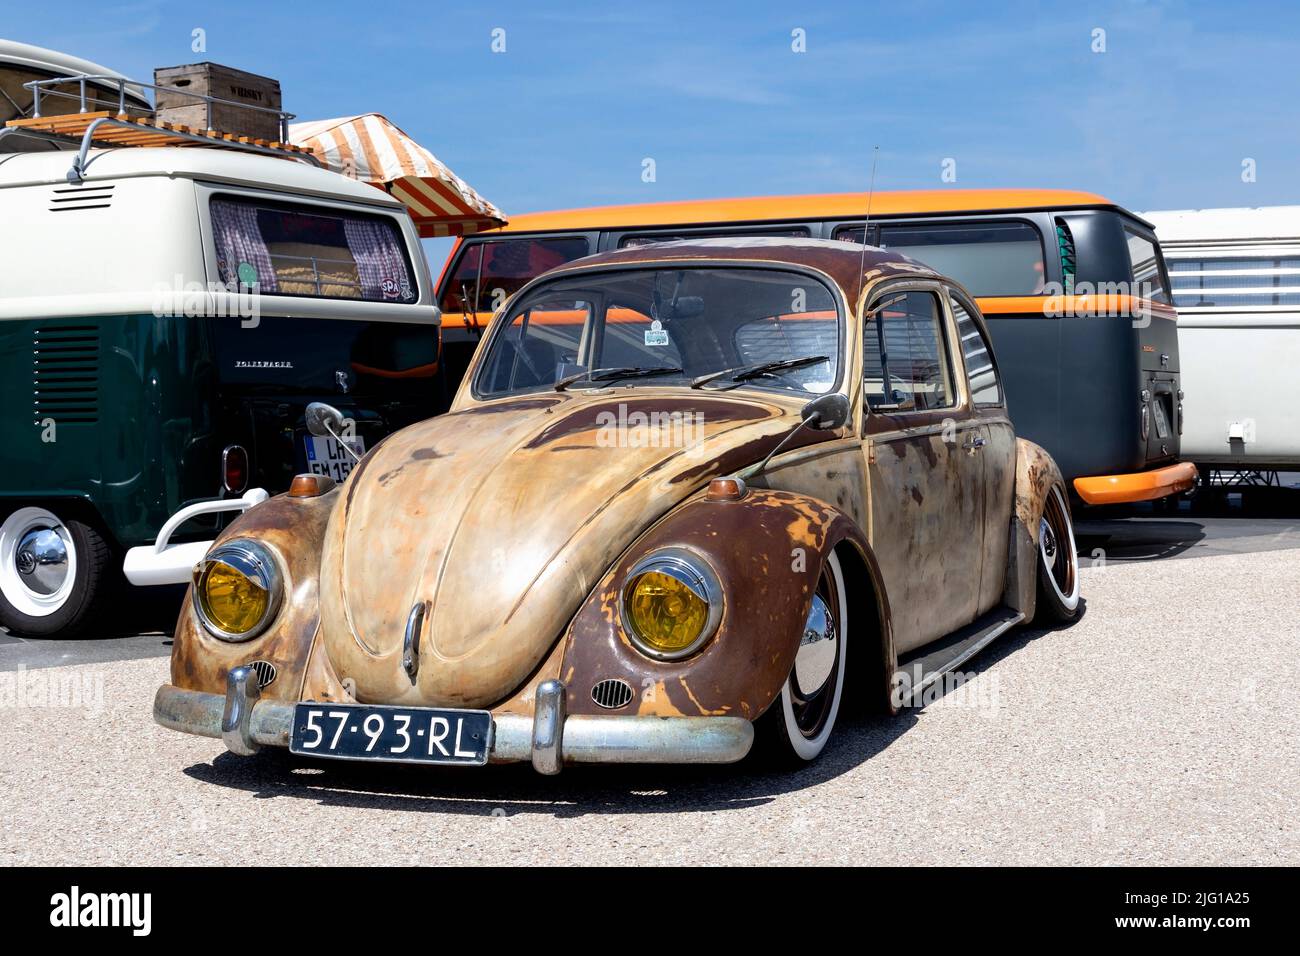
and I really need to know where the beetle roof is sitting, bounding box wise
[543,236,944,301]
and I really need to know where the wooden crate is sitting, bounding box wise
[154,62,282,142]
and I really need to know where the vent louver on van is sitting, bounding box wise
[48,184,115,212]
[33,327,100,426]
[1055,218,1077,294]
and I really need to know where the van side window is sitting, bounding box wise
[949,292,1003,407]
[438,237,590,314]
[1124,229,1169,303]
[618,228,810,248]
[863,290,955,412]
[210,197,416,303]
[838,220,1046,296]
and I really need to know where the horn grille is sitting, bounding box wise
[591,678,634,710]
[246,660,278,689]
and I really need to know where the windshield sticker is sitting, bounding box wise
[236,262,259,288]
[644,319,670,347]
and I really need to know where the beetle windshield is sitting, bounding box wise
[475,267,841,397]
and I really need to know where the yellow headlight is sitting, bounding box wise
[625,568,711,657]
[192,542,281,641]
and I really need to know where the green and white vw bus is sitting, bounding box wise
[0,145,439,636]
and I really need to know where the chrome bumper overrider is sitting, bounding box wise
[153,669,754,774]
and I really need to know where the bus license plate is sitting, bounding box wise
[304,435,365,482]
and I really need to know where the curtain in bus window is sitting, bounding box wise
[211,200,279,293]
[343,218,416,301]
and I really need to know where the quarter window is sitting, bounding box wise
[1124,229,1170,303]
[949,293,1002,406]
[863,290,955,412]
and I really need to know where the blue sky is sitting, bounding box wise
[7,0,1299,264]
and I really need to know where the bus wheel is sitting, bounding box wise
[1033,485,1081,625]
[0,507,113,638]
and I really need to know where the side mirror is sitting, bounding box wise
[801,393,850,430]
[305,402,346,439]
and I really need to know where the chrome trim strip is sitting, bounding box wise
[402,601,428,682]
[902,611,1025,706]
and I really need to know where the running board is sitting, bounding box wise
[894,606,1024,706]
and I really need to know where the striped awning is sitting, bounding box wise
[289,114,505,237]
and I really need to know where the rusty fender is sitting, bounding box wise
[169,489,344,702]
[559,488,893,720]
[1003,438,1067,618]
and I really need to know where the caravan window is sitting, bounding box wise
[210,197,417,303]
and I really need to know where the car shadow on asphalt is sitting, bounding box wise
[181,708,928,817]
[180,608,1084,817]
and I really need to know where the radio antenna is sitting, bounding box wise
[856,145,880,313]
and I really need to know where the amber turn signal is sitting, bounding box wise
[707,476,747,501]
[288,473,337,498]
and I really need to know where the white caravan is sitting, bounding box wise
[1142,206,1300,481]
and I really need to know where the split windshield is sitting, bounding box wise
[475,266,841,397]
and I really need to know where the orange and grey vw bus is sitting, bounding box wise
[433,190,1195,506]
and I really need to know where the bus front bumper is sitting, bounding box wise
[123,489,269,586]
[1073,462,1198,506]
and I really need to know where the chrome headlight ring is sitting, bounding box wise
[619,547,724,661]
[191,540,284,642]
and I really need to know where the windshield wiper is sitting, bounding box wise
[690,355,830,389]
[554,365,684,392]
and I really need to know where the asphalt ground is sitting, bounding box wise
[1,531,1295,865]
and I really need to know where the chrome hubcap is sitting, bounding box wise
[1039,518,1057,560]
[794,593,838,698]
[15,528,69,595]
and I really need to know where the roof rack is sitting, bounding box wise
[1,73,320,182]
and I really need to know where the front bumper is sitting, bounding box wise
[153,670,754,774]
[1072,461,1198,506]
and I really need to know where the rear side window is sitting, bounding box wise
[838,220,1046,296]
[863,290,955,412]
[438,237,590,314]
[210,197,416,303]
[1124,229,1170,303]
[949,292,1002,406]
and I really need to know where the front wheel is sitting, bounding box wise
[756,550,848,765]
[0,507,115,637]
[1033,484,1081,624]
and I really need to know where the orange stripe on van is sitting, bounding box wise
[489,189,1116,234]
[976,294,1179,320]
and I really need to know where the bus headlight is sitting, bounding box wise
[192,541,282,641]
[621,549,722,660]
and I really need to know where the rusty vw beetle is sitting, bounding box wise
[154,238,1080,771]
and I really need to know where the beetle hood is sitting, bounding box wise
[317,389,803,708]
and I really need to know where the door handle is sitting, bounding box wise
[962,435,987,453]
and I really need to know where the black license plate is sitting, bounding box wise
[289,703,492,766]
